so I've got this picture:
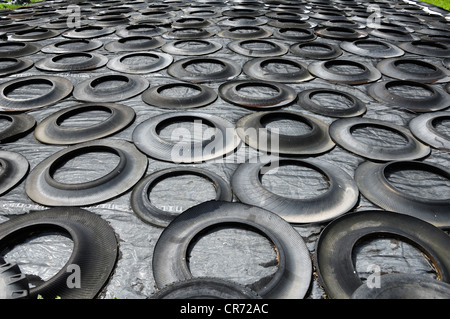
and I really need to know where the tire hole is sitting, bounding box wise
[352,235,438,284]
[1,230,73,287]
[260,162,330,200]
[384,163,450,200]
[187,224,278,287]
[351,124,409,148]
[148,174,217,213]
[50,149,121,185]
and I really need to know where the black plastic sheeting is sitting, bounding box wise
[0,0,448,299]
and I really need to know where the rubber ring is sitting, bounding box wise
[273,27,316,42]
[115,23,166,38]
[0,75,73,112]
[6,9,35,20]
[88,14,130,26]
[73,74,149,102]
[0,41,41,58]
[34,102,135,145]
[0,150,29,196]
[340,39,404,58]
[132,111,240,163]
[142,82,217,110]
[315,26,367,41]
[376,58,450,83]
[0,256,29,299]
[0,23,34,34]
[265,11,308,20]
[63,25,115,39]
[235,110,334,155]
[133,10,175,20]
[420,34,450,44]
[223,9,264,17]
[329,117,431,161]
[398,40,450,58]
[309,10,348,21]
[320,19,365,29]
[367,80,450,113]
[104,36,166,53]
[41,39,103,54]
[0,112,36,143]
[369,28,418,42]
[0,57,33,77]
[162,39,222,56]
[267,19,316,29]
[315,210,450,299]
[25,139,147,206]
[107,51,173,74]
[351,274,450,299]
[164,28,214,40]
[308,59,381,85]
[290,41,342,60]
[243,57,314,83]
[9,28,60,41]
[182,8,223,19]
[446,83,450,94]
[151,277,261,299]
[35,52,108,72]
[0,207,118,299]
[217,26,272,40]
[171,17,213,29]
[132,18,172,27]
[168,57,241,83]
[297,88,367,118]
[152,200,312,299]
[355,160,450,228]
[219,79,297,109]
[217,16,267,27]
[130,166,233,227]
[42,17,88,30]
[231,156,359,224]
[227,39,288,57]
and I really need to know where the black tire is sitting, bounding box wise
[0,150,29,196]
[329,117,431,161]
[0,208,118,299]
[351,274,450,299]
[130,167,233,227]
[236,110,334,155]
[34,103,136,145]
[151,277,261,299]
[315,210,450,299]
[73,74,149,103]
[354,160,450,228]
[152,201,312,299]
[308,59,381,85]
[132,111,240,163]
[0,257,29,299]
[409,111,450,150]
[376,58,449,83]
[231,157,359,224]
[0,113,36,144]
[25,139,148,206]
[0,75,73,112]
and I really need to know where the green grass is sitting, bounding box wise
[419,0,450,11]
[0,3,23,9]
[0,0,42,10]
